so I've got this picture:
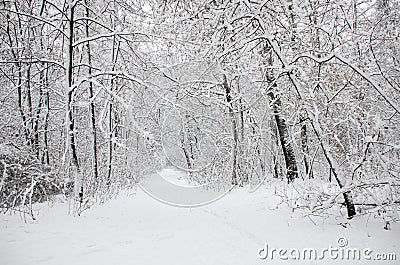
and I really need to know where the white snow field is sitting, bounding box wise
[1,169,399,265]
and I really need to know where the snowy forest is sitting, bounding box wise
[0,0,399,264]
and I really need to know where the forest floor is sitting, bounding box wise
[1,169,399,265]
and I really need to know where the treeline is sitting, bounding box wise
[0,0,399,219]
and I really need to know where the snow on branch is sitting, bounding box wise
[292,53,400,115]
[72,31,148,47]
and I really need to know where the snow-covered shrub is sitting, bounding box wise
[0,143,63,218]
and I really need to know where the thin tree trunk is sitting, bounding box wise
[106,2,119,185]
[43,65,50,165]
[222,74,238,186]
[310,118,356,218]
[38,0,49,165]
[300,115,313,178]
[33,66,44,159]
[107,97,113,185]
[17,65,30,144]
[5,15,30,144]
[107,35,120,185]
[65,1,83,204]
[26,64,33,131]
[181,129,193,172]
[85,1,99,181]
[237,81,247,185]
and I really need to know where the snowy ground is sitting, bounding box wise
[1,169,399,265]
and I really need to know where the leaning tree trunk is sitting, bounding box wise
[267,91,299,183]
[310,117,356,218]
[262,35,356,218]
[263,49,299,183]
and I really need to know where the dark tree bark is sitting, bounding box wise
[222,74,239,186]
[180,113,198,174]
[237,81,248,185]
[270,119,282,179]
[310,121,356,218]
[267,91,299,183]
[300,114,313,178]
[33,65,44,159]
[65,2,83,204]
[263,34,356,219]
[38,2,49,165]
[181,124,193,172]
[85,1,99,181]
[42,66,50,165]
[263,48,298,183]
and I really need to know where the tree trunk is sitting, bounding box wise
[5,15,30,145]
[26,64,34,149]
[66,1,83,205]
[270,118,281,179]
[181,127,193,172]
[222,74,238,186]
[33,66,44,160]
[310,117,356,218]
[287,0,312,179]
[262,47,299,183]
[107,36,119,186]
[268,91,299,183]
[237,81,248,185]
[85,1,99,181]
[300,114,313,178]
[107,91,113,185]
[43,66,50,165]
[263,34,356,218]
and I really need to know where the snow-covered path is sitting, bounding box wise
[1,171,399,265]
